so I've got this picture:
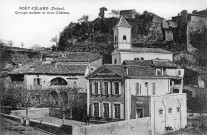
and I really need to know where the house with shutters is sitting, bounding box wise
[86,16,187,134]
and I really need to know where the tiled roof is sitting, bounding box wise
[86,64,174,79]
[114,16,132,28]
[123,60,177,68]
[185,66,207,74]
[9,62,86,75]
[119,47,172,54]
[51,52,101,62]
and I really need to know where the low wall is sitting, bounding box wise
[71,117,151,135]
[10,108,49,118]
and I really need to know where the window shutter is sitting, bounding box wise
[121,104,124,119]
[136,82,140,95]
[152,82,155,95]
[112,82,115,95]
[140,85,142,95]
[108,82,111,95]
[109,103,111,118]
[92,103,94,116]
[99,102,101,117]
[98,82,101,94]
[119,82,121,95]
[40,78,42,86]
[102,103,104,117]
[92,82,95,95]
[112,103,115,119]
[34,78,37,86]
[102,82,105,95]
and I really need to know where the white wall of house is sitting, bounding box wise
[112,52,173,65]
[150,93,187,135]
[25,74,87,92]
[166,69,184,77]
[198,76,205,88]
[129,78,170,96]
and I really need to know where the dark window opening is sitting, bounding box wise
[51,77,67,85]
[94,103,99,117]
[94,82,99,94]
[114,82,119,94]
[114,59,117,64]
[104,82,109,94]
[123,35,126,41]
[114,104,120,119]
[103,103,109,118]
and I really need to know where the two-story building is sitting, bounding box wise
[86,16,187,135]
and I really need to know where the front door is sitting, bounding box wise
[136,108,144,118]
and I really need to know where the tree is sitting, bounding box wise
[78,15,89,23]
[99,7,107,20]
[8,40,13,47]
[13,86,33,122]
[109,10,119,18]
[58,88,79,123]
[51,36,59,51]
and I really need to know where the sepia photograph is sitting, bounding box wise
[0,0,207,134]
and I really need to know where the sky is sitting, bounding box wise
[0,0,206,48]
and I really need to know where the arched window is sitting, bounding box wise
[51,91,58,104]
[140,57,144,60]
[123,35,126,41]
[114,59,117,64]
[51,77,67,85]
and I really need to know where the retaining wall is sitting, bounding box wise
[10,108,49,118]
[71,117,151,135]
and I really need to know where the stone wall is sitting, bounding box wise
[71,117,151,135]
[10,108,49,118]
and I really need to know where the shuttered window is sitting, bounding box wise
[34,78,42,86]
[114,104,121,119]
[94,103,99,117]
[152,82,155,95]
[103,103,109,118]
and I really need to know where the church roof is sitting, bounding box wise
[114,16,132,28]
[119,47,172,54]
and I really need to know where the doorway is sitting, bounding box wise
[136,108,144,118]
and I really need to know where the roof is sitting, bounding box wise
[46,52,101,62]
[114,16,132,28]
[119,47,172,54]
[9,62,86,75]
[185,66,207,74]
[86,64,176,79]
[123,60,177,68]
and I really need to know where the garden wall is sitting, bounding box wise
[71,117,151,135]
[10,108,49,118]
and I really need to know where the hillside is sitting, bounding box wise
[58,11,165,54]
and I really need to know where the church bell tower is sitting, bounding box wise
[113,16,132,50]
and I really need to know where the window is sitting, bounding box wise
[114,104,120,119]
[114,59,117,64]
[134,57,139,60]
[156,69,162,75]
[103,82,109,95]
[114,82,119,94]
[136,82,140,95]
[178,70,181,75]
[177,107,180,112]
[140,57,144,60]
[34,78,42,86]
[115,36,117,42]
[103,103,109,118]
[159,108,163,115]
[163,68,166,75]
[94,82,99,94]
[168,107,172,113]
[123,35,126,41]
[94,103,99,117]
[152,82,155,95]
[51,77,67,85]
